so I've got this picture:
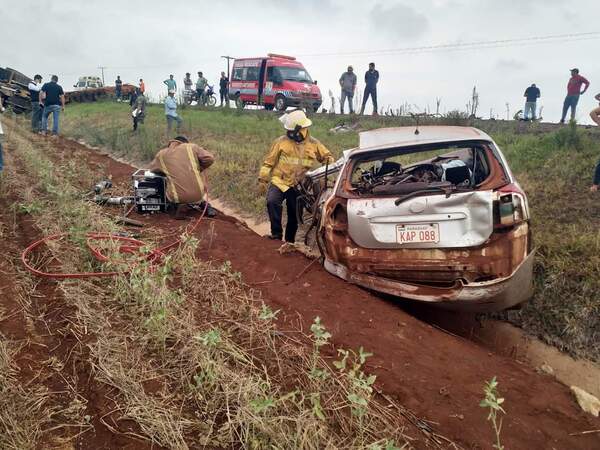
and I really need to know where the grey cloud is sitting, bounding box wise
[369,3,429,41]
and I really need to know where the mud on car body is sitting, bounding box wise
[310,126,534,312]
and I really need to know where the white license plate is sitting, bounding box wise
[396,223,440,244]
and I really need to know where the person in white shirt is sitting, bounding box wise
[28,74,43,132]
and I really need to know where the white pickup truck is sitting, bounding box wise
[73,76,104,90]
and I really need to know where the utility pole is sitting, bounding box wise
[97,66,107,86]
[220,56,234,81]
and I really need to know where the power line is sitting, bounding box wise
[297,31,600,58]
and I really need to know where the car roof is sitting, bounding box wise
[354,126,494,155]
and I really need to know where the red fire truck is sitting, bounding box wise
[228,54,322,112]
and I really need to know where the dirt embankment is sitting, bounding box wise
[16,133,593,449]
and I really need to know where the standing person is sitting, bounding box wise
[258,110,334,243]
[339,65,357,114]
[115,75,123,101]
[591,161,600,192]
[560,68,590,123]
[165,90,182,133]
[0,105,5,173]
[590,93,600,126]
[523,83,540,121]
[219,71,229,107]
[164,74,177,93]
[129,87,138,107]
[28,74,43,132]
[589,93,600,192]
[196,72,208,105]
[183,72,193,91]
[139,78,146,94]
[131,88,147,131]
[360,62,379,115]
[40,75,65,136]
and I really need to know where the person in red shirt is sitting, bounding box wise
[139,78,145,94]
[560,68,590,123]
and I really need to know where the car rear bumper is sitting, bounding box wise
[323,249,535,312]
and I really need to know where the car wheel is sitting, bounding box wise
[275,95,287,111]
[235,95,245,109]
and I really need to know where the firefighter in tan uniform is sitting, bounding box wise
[259,110,334,242]
[148,136,215,218]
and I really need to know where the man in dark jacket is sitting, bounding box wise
[40,75,65,135]
[131,88,146,131]
[219,72,229,107]
[360,62,379,115]
[523,83,540,120]
[115,75,123,101]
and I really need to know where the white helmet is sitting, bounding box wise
[279,110,312,130]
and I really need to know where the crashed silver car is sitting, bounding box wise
[310,126,534,312]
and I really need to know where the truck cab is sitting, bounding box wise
[73,76,104,90]
[229,54,322,112]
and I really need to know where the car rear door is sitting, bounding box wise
[347,190,494,249]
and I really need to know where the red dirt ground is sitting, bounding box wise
[6,133,600,449]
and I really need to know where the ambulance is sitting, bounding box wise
[229,54,322,112]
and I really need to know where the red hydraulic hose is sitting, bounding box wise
[21,193,209,279]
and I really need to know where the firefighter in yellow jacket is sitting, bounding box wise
[259,110,334,242]
[148,136,215,218]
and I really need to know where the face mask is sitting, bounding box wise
[287,126,309,143]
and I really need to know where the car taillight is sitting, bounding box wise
[493,184,530,228]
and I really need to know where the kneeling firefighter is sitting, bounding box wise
[148,136,216,218]
[259,110,334,242]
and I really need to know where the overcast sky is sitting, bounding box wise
[3,0,599,123]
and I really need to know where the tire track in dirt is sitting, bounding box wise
[15,131,600,449]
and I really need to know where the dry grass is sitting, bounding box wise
[0,340,51,450]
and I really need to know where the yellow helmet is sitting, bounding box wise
[279,110,312,130]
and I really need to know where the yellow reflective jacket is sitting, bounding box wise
[259,135,334,192]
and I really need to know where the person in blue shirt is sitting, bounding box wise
[164,74,177,92]
[165,90,182,133]
[360,62,379,115]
